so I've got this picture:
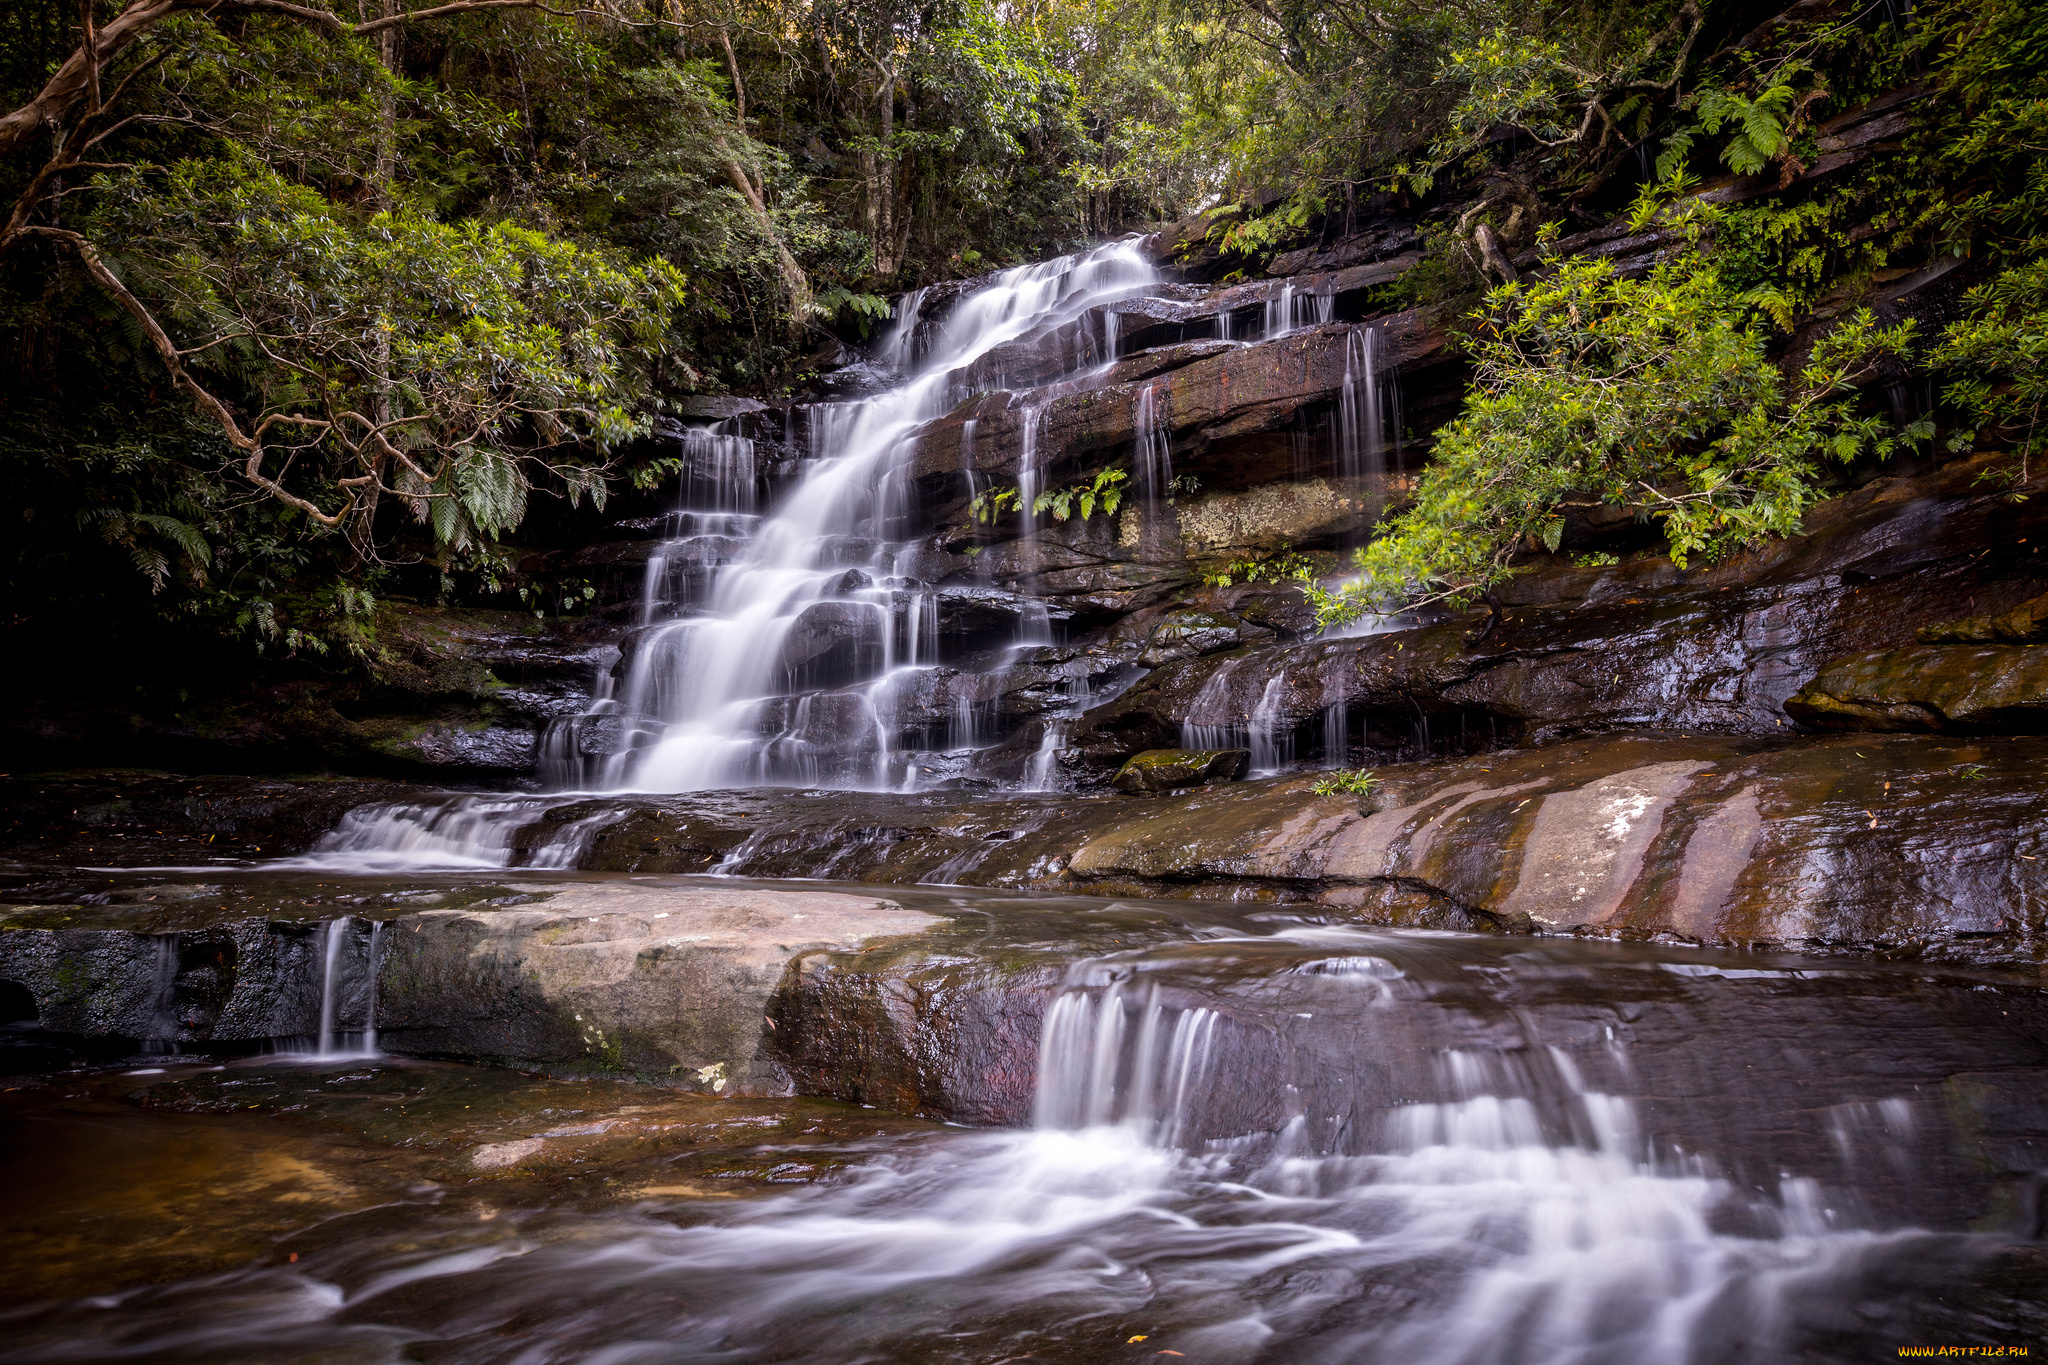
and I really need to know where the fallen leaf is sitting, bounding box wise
[1127,1336,1148,1344]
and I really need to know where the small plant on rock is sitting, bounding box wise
[1312,769,1382,796]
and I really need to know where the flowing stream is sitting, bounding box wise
[3,898,2038,1364]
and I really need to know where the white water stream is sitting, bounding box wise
[604,242,1158,794]
[6,930,1983,1364]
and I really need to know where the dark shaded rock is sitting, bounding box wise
[1137,609,1263,666]
[778,601,883,672]
[1063,456,2048,778]
[0,770,419,870]
[672,395,770,419]
[1785,644,2048,731]
[1920,590,2048,643]
[1110,748,1250,793]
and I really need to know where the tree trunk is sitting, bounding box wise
[871,63,896,276]
[359,0,399,558]
[726,160,812,332]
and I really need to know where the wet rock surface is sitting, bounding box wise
[7,727,2045,970]
[1109,747,1250,793]
[0,1057,943,1307]
[1063,453,2048,774]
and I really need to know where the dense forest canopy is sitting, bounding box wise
[2,0,2044,658]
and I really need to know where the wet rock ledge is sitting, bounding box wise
[6,726,2045,971]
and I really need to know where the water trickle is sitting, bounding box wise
[312,918,382,1059]
[363,921,384,1054]
[1021,720,1068,792]
[143,933,178,1054]
[1336,324,1388,500]
[1034,983,1218,1145]
[1263,281,1299,338]
[314,919,346,1057]
[1131,380,1173,505]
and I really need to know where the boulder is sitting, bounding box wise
[379,885,941,1090]
[1110,748,1251,794]
[1920,590,2048,644]
[1785,644,2048,730]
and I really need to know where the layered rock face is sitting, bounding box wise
[6,728,2042,968]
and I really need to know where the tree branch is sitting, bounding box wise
[24,225,349,526]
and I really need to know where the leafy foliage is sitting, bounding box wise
[971,466,1128,523]
[1306,207,1924,627]
[1311,769,1381,797]
[1034,467,1128,521]
[1199,547,1315,588]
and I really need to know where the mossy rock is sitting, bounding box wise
[1786,644,2048,731]
[1920,591,2048,645]
[1110,748,1251,795]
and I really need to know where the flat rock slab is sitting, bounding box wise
[379,885,942,1092]
[0,884,944,1094]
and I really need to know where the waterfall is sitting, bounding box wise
[1263,281,1298,338]
[283,244,1164,866]
[363,920,383,1054]
[144,933,178,1054]
[600,243,1155,794]
[1021,720,1067,792]
[1321,651,1351,764]
[311,917,380,1059]
[1034,984,1219,1145]
[315,918,346,1057]
[1130,381,1172,504]
[1336,324,1387,497]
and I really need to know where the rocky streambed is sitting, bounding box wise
[0,868,2043,1361]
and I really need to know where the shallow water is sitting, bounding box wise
[0,875,2043,1363]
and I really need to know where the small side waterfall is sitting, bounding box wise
[143,933,179,1054]
[1337,324,1388,499]
[315,919,347,1056]
[1034,983,1218,1146]
[292,917,382,1060]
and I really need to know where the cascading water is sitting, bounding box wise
[287,243,1164,869]
[304,917,380,1060]
[602,243,1158,794]
[34,924,2023,1363]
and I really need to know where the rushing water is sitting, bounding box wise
[291,244,1170,870]
[591,242,1158,795]
[3,890,2038,1364]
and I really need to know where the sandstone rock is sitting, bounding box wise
[377,884,941,1091]
[1062,456,2048,776]
[1171,478,1365,556]
[1110,748,1250,794]
[1919,590,2048,644]
[1786,644,2048,730]
[909,312,1449,497]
